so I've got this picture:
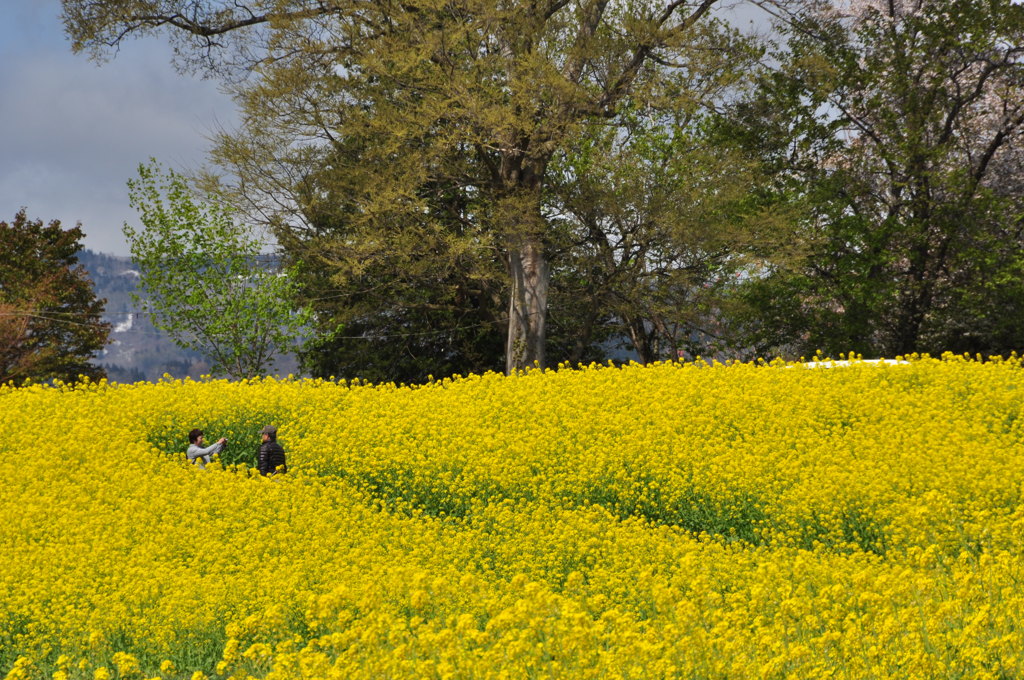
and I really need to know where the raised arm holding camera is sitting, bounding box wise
[186,429,226,470]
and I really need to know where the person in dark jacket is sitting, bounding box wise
[258,425,287,475]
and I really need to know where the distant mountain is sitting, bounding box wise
[79,250,299,383]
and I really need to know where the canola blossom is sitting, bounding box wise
[2,355,1024,679]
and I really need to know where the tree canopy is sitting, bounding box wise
[0,209,110,384]
[63,0,760,373]
[125,160,311,379]
[64,0,1024,368]
[729,0,1024,357]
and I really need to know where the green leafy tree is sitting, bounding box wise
[291,189,508,383]
[729,0,1024,357]
[270,136,508,384]
[63,0,757,373]
[125,160,311,379]
[545,100,798,365]
[0,209,110,384]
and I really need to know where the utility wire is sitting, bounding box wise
[0,312,111,330]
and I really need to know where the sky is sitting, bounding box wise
[0,1,236,256]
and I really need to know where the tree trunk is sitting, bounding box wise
[506,240,551,373]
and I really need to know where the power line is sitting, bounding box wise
[0,312,110,330]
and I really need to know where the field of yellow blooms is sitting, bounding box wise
[2,355,1024,679]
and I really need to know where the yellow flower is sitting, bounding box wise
[1,357,1023,678]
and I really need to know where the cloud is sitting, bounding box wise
[0,3,236,255]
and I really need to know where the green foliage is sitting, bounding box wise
[125,160,312,378]
[0,209,110,384]
[727,0,1024,358]
[62,0,761,373]
[277,147,508,384]
[545,98,800,364]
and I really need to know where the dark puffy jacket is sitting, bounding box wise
[258,440,287,475]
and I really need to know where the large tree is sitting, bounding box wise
[730,0,1024,357]
[0,210,110,384]
[269,20,767,380]
[63,0,756,372]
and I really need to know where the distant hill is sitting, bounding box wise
[79,250,299,382]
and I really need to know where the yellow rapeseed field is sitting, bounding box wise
[2,355,1024,679]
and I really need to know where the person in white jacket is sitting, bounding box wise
[186,428,226,469]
